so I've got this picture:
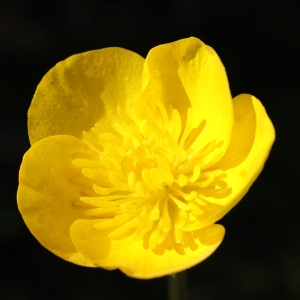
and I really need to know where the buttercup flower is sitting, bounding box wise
[17,37,275,279]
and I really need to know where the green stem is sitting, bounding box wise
[168,271,188,300]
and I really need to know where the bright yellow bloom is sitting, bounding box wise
[17,37,275,279]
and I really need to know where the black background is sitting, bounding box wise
[1,0,299,299]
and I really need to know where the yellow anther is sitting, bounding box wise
[170,109,182,142]
[176,174,188,187]
[98,132,123,146]
[156,99,169,132]
[93,185,119,195]
[128,171,136,190]
[74,101,223,248]
[150,168,165,190]
[135,181,150,198]
[142,169,157,191]
[189,165,201,182]
[109,172,128,190]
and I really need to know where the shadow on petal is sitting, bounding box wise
[70,219,111,262]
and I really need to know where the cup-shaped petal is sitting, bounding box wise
[136,37,233,156]
[17,135,97,266]
[70,220,225,278]
[18,37,275,279]
[28,48,144,145]
[196,94,275,227]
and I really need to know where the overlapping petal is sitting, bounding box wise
[170,38,233,153]
[18,37,275,279]
[136,37,233,155]
[28,48,144,145]
[193,94,275,228]
[70,220,224,278]
[17,135,96,266]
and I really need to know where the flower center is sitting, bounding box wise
[73,101,226,249]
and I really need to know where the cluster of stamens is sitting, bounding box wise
[72,100,226,249]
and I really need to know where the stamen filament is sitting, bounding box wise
[72,100,225,249]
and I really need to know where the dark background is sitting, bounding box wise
[1,0,299,299]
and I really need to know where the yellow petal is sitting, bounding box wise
[28,48,144,145]
[17,135,96,266]
[136,37,233,154]
[70,220,111,262]
[196,94,275,227]
[70,221,224,279]
[171,37,233,153]
[136,39,191,123]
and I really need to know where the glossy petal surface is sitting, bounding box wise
[18,135,96,266]
[18,38,275,279]
[136,37,233,154]
[70,220,225,278]
[170,38,233,153]
[28,48,144,145]
[196,94,275,227]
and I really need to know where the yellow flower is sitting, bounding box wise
[17,37,275,279]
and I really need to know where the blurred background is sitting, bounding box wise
[1,0,299,299]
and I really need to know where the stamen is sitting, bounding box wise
[72,100,227,249]
[195,197,208,206]
[176,209,188,229]
[157,229,168,245]
[131,206,150,241]
[156,99,169,132]
[152,145,174,164]
[186,140,216,163]
[183,120,206,150]
[128,125,143,143]
[117,106,135,125]
[174,224,183,244]
[148,199,161,221]
[94,219,116,230]
[181,221,204,232]
[173,188,197,201]
[161,199,171,232]
[170,109,182,142]
[144,103,158,125]
[168,194,190,211]
[128,171,136,190]
[188,165,201,182]
[150,168,165,190]
[190,203,204,216]
[158,165,174,186]
[176,174,188,187]
[123,135,135,150]
[114,206,144,223]
[173,148,186,163]
[113,122,129,138]
[187,174,215,188]
[93,185,119,195]
[82,131,103,154]
[109,219,137,239]
[102,142,125,161]
[135,181,150,198]
[165,131,177,149]
[84,207,120,216]
[108,172,126,190]
[100,152,122,172]
[149,220,162,249]
[179,108,193,148]
[142,169,157,191]
[98,133,123,146]
[81,168,108,181]
[141,120,164,143]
